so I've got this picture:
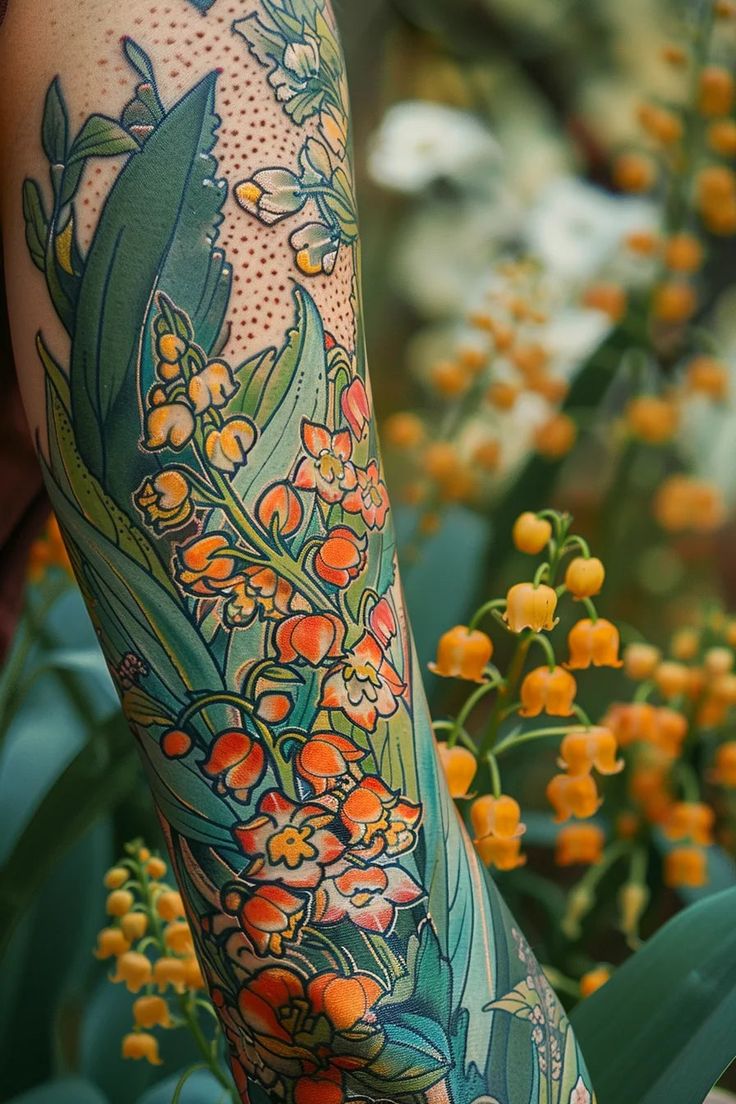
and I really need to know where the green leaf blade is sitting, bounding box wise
[69,70,230,516]
[67,114,140,164]
[22,180,48,272]
[42,77,69,165]
[571,887,736,1104]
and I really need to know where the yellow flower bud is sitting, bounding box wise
[156,891,185,922]
[436,743,477,798]
[534,413,577,459]
[122,1032,163,1065]
[623,643,661,680]
[204,417,257,474]
[154,956,188,993]
[686,355,729,401]
[638,102,683,145]
[654,661,690,699]
[422,442,459,482]
[183,955,206,990]
[520,666,577,718]
[145,402,196,451]
[93,927,131,959]
[107,889,135,917]
[652,281,697,324]
[564,556,605,599]
[164,921,194,956]
[120,912,149,943]
[504,582,558,633]
[429,625,493,682]
[555,823,605,866]
[698,66,735,117]
[613,152,656,193]
[470,794,525,840]
[475,834,526,871]
[430,359,470,397]
[135,469,193,534]
[582,282,627,321]
[664,233,703,273]
[147,857,167,880]
[671,627,700,660]
[704,646,733,677]
[133,995,172,1030]
[561,885,595,939]
[707,118,736,156]
[566,619,622,669]
[664,846,708,887]
[580,966,611,998]
[711,741,736,786]
[618,882,650,937]
[383,412,424,449]
[111,952,153,993]
[188,359,238,415]
[103,867,129,890]
[512,512,552,554]
[627,396,679,444]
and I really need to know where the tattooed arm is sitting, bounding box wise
[0,3,593,1102]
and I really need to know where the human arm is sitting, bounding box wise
[0,3,593,1100]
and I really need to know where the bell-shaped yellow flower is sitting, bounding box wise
[504,582,558,633]
[429,625,493,682]
[122,1032,162,1065]
[110,951,153,993]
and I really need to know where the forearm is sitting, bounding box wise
[0,3,592,1101]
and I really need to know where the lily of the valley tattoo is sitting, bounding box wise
[23,7,594,1104]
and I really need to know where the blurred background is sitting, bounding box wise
[4,0,736,1100]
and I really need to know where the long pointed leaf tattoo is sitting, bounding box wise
[23,7,595,1103]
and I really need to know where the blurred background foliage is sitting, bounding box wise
[4,0,736,1100]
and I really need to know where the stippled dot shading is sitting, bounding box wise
[52,0,356,359]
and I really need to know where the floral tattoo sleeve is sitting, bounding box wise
[22,2,594,1102]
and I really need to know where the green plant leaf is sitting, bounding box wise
[571,886,736,1104]
[232,284,328,504]
[69,70,230,515]
[43,338,173,593]
[0,712,136,959]
[122,36,157,85]
[42,77,69,165]
[6,1077,110,1104]
[325,168,358,239]
[22,179,48,272]
[411,646,498,1076]
[44,466,224,704]
[353,1013,450,1095]
[485,981,537,1019]
[0,820,114,1097]
[67,114,140,164]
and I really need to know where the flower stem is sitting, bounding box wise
[529,632,557,670]
[468,598,507,631]
[202,444,332,613]
[486,752,502,798]
[494,724,587,758]
[448,677,501,747]
[478,634,533,755]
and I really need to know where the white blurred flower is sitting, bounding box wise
[368,100,502,194]
[392,197,520,316]
[525,176,656,282]
[544,307,611,370]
